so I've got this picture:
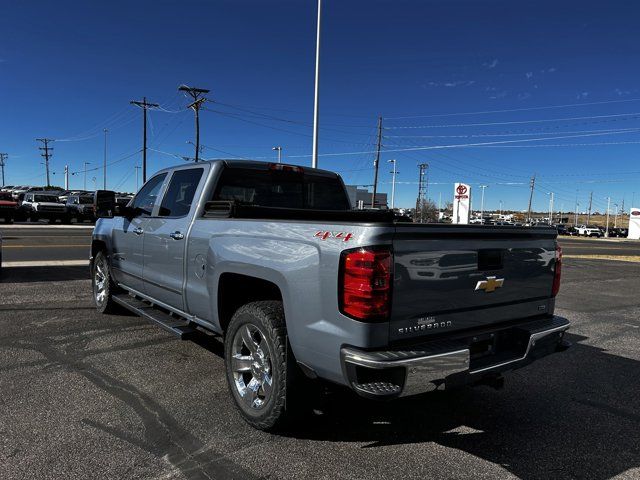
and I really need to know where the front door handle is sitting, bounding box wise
[170,231,184,240]
[133,227,144,235]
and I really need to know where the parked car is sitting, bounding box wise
[0,191,18,223]
[607,227,627,238]
[576,225,602,237]
[20,192,69,223]
[65,194,96,222]
[91,160,569,431]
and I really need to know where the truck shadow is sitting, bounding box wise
[281,333,640,480]
[0,265,90,283]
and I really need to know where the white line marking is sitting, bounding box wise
[2,260,90,267]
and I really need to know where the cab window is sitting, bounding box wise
[158,168,204,217]
[131,173,167,216]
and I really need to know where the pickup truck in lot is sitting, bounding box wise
[20,192,69,223]
[91,160,569,430]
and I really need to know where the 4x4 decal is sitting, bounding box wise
[314,231,354,242]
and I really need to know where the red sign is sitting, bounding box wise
[456,185,468,195]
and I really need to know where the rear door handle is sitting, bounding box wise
[170,231,184,240]
[133,227,144,235]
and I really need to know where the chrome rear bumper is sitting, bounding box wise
[341,316,570,398]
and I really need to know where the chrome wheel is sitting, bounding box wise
[94,257,107,305]
[231,324,273,410]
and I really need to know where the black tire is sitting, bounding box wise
[30,215,39,223]
[92,250,120,314]
[224,301,296,431]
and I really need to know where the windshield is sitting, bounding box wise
[213,168,350,210]
[79,196,93,204]
[34,195,59,202]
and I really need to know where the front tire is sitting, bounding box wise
[92,250,120,314]
[224,301,292,431]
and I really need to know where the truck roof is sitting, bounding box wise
[158,159,341,178]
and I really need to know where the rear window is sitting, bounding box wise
[34,195,59,202]
[212,168,350,210]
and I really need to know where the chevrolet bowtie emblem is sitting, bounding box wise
[475,276,505,293]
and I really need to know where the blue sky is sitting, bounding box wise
[1,0,639,213]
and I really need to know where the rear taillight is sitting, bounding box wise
[552,244,562,296]
[339,247,392,321]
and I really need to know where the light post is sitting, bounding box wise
[83,162,90,191]
[547,192,554,225]
[103,128,108,189]
[272,146,283,164]
[605,196,611,237]
[479,185,487,224]
[311,0,322,168]
[388,159,398,209]
[92,176,97,192]
[134,166,141,191]
[614,203,619,228]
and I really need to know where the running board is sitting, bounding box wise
[112,293,197,339]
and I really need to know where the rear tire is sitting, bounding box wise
[224,301,297,431]
[92,250,120,314]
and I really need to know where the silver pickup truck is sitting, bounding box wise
[91,160,569,430]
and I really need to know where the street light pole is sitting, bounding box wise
[83,162,90,191]
[479,185,487,224]
[103,128,108,189]
[311,0,322,169]
[272,146,283,164]
[388,159,397,209]
[134,166,141,191]
[605,196,611,237]
[548,192,554,225]
[614,203,619,228]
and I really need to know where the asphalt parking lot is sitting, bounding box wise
[1,229,639,479]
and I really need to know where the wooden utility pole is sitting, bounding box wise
[130,97,159,183]
[0,153,7,187]
[587,191,593,224]
[178,85,210,163]
[36,138,54,187]
[526,174,535,224]
[371,116,383,208]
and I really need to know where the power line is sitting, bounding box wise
[384,97,640,120]
[386,127,640,139]
[385,112,640,129]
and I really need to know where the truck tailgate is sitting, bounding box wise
[391,225,558,342]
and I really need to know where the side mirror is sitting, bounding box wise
[95,190,116,218]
